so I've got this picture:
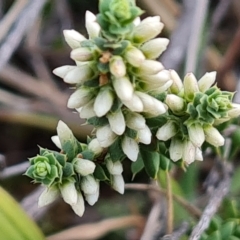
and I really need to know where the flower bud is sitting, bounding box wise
[107,109,126,135]
[195,148,203,161]
[88,138,103,156]
[169,138,183,162]
[94,87,114,117]
[110,56,126,78]
[81,175,99,195]
[228,103,240,118]
[77,99,96,119]
[64,64,94,84]
[137,125,152,144]
[169,70,183,94]
[138,60,164,75]
[140,38,169,59]
[85,11,101,38]
[122,93,144,112]
[106,159,123,175]
[133,17,141,26]
[141,70,170,84]
[57,120,73,145]
[133,16,164,43]
[112,174,125,194]
[182,140,196,164]
[144,80,173,94]
[113,76,134,101]
[60,181,78,205]
[121,136,139,162]
[70,48,93,62]
[53,65,76,79]
[165,94,185,113]
[156,121,177,141]
[183,73,199,101]
[38,186,60,207]
[51,135,61,149]
[74,158,96,176]
[126,112,146,130]
[188,124,205,147]
[204,126,225,147]
[63,30,86,49]
[198,71,216,92]
[85,186,99,206]
[71,192,85,217]
[124,47,145,67]
[96,124,117,147]
[67,87,93,109]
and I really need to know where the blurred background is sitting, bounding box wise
[0,0,240,239]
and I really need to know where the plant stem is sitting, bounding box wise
[166,171,173,234]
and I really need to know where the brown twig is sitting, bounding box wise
[166,171,173,234]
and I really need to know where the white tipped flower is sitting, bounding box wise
[110,56,126,78]
[121,136,139,162]
[124,47,145,67]
[138,60,164,75]
[156,121,177,141]
[70,48,93,62]
[71,192,85,217]
[107,109,126,135]
[53,65,76,79]
[141,70,170,84]
[96,124,117,147]
[136,91,167,116]
[195,148,203,161]
[81,175,99,195]
[169,138,183,162]
[67,87,93,109]
[182,140,196,164]
[122,93,144,112]
[144,80,173,94]
[183,73,199,101]
[77,99,96,119]
[198,72,216,92]
[112,174,125,194]
[165,94,185,113]
[64,64,94,84]
[188,124,205,147]
[141,38,169,59]
[133,17,141,26]
[204,126,225,147]
[228,103,240,118]
[51,135,61,149]
[113,76,134,101]
[137,125,152,144]
[38,186,60,207]
[126,112,146,130]
[85,11,101,38]
[60,181,78,205]
[94,87,114,117]
[88,138,103,156]
[133,16,164,43]
[106,159,123,175]
[74,158,96,176]
[169,70,184,94]
[85,186,99,206]
[56,120,73,146]
[63,30,86,49]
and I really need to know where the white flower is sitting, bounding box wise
[188,124,205,147]
[228,103,240,118]
[125,112,146,130]
[77,99,96,119]
[106,159,123,175]
[183,73,199,101]
[124,47,145,67]
[122,93,144,112]
[204,126,225,147]
[56,121,74,146]
[53,65,76,79]
[88,138,103,156]
[109,56,126,78]
[85,186,99,206]
[74,158,96,176]
[63,30,86,49]
[107,109,126,135]
[137,125,152,144]
[51,135,61,149]
[195,148,203,161]
[198,72,216,92]
[137,60,164,75]
[71,192,85,217]
[94,87,114,117]
[38,186,60,207]
[169,70,184,94]
[67,87,93,109]
[60,181,78,205]
[182,140,196,164]
[112,174,125,194]
[81,175,99,195]
[85,11,101,38]
[140,38,169,59]
[156,121,177,141]
[121,136,139,162]
[96,124,117,147]
[169,138,183,162]
[113,76,134,101]
[144,80,173,94]
[140,70,170,84]
[165,94,185,113]
[70,48,93,62]
[133,16,164,43]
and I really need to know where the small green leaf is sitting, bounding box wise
[80,40,94,48]
[159,154,171,171]
[94,164,109,181]
[108,138,126,162]
[205,230,221,240]
[220,221,236,239]
[81,150,95,161]
[62,162,75,178]
[131,154,144,179]
[87,116,108,127]
[125,127,138,139]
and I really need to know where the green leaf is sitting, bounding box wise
[205,231,221,240]
[81,150,95,161]
[159,154,171,171]
[125,127,138,139]
[80,40,94,48]
[112,40,130,55]
[87,116,108,127]
[62,162,75,178]
[83,77,100,87]
[220,221,236,240]
[108,138,126,162]
[53,152,67,166]
[94,164,109,181]
[131,154,144,179]
[97,62,109,73]
[93,36,108,50]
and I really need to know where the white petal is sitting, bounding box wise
[74,158,96,176]
[71,192,85,217]
[60,181,78,205]
[107,109,126,135]
[122,93,144,112]
[182,140,196,164]
[96,125,117,147]
[188,124,205,147]
[198,72,216,92]
[112,174,125,194]
[51,135,62,149]
[38,187,59,207]
[113,76,134,101]
[88,138,103,156]
[121,136,139,162]
[138,125,152,144]
[81,175,99,195]
[204,126,225,147]
[106,159,123,175]
[156,121,177,141]
[63,30,86,49]
[169,138,183,162]
[126,112,146,130]
[53,65,76,79]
